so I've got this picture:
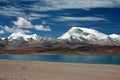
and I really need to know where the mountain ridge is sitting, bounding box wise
[0,26,120,49]
[58,27,120,46]
[8,32,40,41]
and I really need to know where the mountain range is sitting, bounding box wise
[0,27,120,54]
[0,26,120,49]
[58,27,120,46]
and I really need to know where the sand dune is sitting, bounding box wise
[0,60,120,80]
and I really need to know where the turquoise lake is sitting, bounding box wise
[0,54,120,65]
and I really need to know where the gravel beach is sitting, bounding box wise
[0,60,120,80]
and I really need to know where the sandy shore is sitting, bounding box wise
[0,60,120,80]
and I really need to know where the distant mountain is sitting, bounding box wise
[58,27,120,46]
[0,27,120,49]
[8,32,40,41]
[0,32,68,48]
[108,34,120,46]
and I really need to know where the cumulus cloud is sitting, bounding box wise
[13,17,32,28]
[4,26,31,33]
[55,16,107,21]
[0,30,4,34]
[34,25,51,31]
[12,17,52,31]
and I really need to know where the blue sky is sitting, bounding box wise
[0,0,120,38]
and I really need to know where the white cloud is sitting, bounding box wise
[0,6,25,17]
[5,17,52,32]
[34,25,51,31]
[0,0,120,19]
[0,30,4,34]
[0,0,8,2]
[29,13,49,18]
[13,17,32,28]
[42,21,46,25]
[27,13,49,20]
[28,0,120,11]
[4,26,31,33]
[0,6,49,20]
[12,17,51,32]
[55,16,107,21]
[46,0,120,9]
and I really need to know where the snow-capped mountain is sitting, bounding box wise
[1,37,6,40]
[58,27,108,41]
[58,27,120,46]
[108,34,120,46]
[8,32,40,41]
[0,26,120,49]
[109,34,120,41]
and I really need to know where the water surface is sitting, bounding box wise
[0,54,120,65]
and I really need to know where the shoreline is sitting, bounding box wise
[0,60,120,80]
[0,59,120,65]
[0,46,120,55]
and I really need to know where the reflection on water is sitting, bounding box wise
[0,54,120,65]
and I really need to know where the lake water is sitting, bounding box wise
[0,54,120,65]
